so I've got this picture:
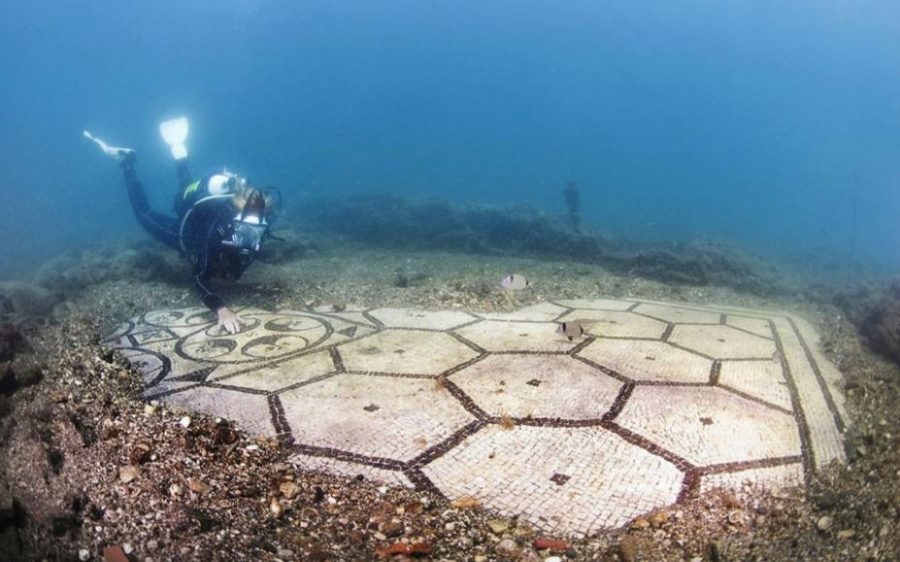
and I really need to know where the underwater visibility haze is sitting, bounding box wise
[5,3,900,561]
[1,0,900,278]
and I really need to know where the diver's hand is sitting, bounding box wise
[216,307,244,335]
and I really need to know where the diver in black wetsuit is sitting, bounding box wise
[84,118,272,335]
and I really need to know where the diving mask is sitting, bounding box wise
[225,215,267,253]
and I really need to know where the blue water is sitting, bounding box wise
[2,1,899,279]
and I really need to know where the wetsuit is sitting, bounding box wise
[120,154,255,312]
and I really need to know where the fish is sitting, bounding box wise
[556,321,586,341]
[500,273,530,290]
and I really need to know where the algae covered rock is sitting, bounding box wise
[111,247,184,283]
[298,193,613,260]
[0,282,55,318]
[257,229,315,264]
[860,294,900,364]
[0,323,31,362]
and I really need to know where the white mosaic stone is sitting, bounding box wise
[421,425,683,534]
[139,339,214,384]
[179,311,333,363]
[129,326,178,346]
[143,308,209,328]
[578,339,712,383]
[719,359,792,411]
[108,299,848,535]
[669,324,777,359]
[142,379,199,400]
[556,309,667,339]
[633,303,721,324]
[772,317,846,468]
[700,463,804,494]
[369,307,476,330]
[630,298,785,318]
[455,320,576,352]
[279,374,475,461]
[288,453,413,489]
[312,304,367,314]
[617,386,801,466]
[792,317,849,423]
[553,298,634,311]
[312,306,380,328]
[477,302,568,322]
[103,321,132,342]
[726,315,773,339]
[338,329,479,374]
[115,349,166,385]
[160,386,277,438]
[450,354,622,419]
[210,350,336,392]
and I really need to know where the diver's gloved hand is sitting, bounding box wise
[83,130,135,160]
[216,307,245,335]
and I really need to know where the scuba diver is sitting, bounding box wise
[84,117,274,335]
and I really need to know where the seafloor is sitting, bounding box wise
[1,242,898,561]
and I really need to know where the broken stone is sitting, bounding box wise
[212,426,239,445]
[129,443,151,465]
[532,538,569,551]
[374,542,432,557]
[496,538,520,558]
[618,536,639,562]
[817,516,833,531]
[103,545,129,562]
[119,465,140,484]
[726,510,744,525]
[451,495,481,509]
[648,510,669,526]
[631,518,650,530]
[270,497,283,518]
[488,518,510,534]
[187,478,209,494]
[279,481,299,500]
[382,520,403,538]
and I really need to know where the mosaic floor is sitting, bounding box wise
[104,298,848,536]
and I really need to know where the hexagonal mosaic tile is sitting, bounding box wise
[106,299,848,536]
[449,354,622,419]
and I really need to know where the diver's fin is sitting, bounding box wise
[159,117,189,160]
[83,130,135,159]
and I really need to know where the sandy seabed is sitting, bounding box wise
[1,248,898,561]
